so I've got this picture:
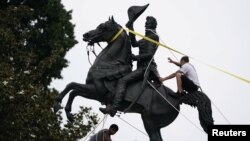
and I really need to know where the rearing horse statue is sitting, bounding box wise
[53,17,213,141]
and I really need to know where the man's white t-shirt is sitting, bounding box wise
[179,63,200,86]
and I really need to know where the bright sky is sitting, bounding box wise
[51,0,250,141]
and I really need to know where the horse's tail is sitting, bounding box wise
[180,91,214,133]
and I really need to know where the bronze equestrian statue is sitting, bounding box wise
[53,5,213,141]
[99,15,161,117]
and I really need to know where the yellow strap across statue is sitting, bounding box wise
[122,28,250,84]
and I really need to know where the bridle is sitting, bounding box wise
[85,27,130,67]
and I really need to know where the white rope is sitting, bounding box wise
[143,29,177,78]
[141,29,159,77]
[146,29,178,61]
[83,114,108,141]
[149,29,231,125]
[147,80,206,134]
[144,57,154,77]
[134,29,204,134]
[140,29,204,133]
[198,88,231,124]
[211,101,231,124]
[102,115,108,129]
[135,28,230,132]
[117,116,148,137]
[101,115,108,141]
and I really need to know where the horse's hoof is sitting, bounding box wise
[53,102,62,113]
[66,112,74,123]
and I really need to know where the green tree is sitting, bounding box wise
[0,1,98,141]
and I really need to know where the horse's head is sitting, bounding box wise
[83,16,121,45]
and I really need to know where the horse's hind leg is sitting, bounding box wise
[142,112,163,141]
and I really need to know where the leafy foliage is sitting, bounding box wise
[0,1,98,140]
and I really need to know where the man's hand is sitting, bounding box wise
[168,57,182,67]
[168,57,174,63]
[159,77,165,82]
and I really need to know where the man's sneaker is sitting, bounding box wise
[169,92,180,99]
[176,91,186,96]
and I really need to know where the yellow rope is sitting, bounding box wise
[123,28,250,84]
[110,28,124,42]
[200,61,250,83]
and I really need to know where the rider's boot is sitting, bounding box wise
[99,85,125,117]
[99,106,117,117]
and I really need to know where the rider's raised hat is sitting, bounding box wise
[127,4,149,23]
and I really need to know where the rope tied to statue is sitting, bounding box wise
[123,28,250,84]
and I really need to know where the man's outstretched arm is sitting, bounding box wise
[168,58,181,67]
[160,70,182,82]
[160,72,176,82]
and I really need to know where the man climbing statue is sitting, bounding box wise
[160,56,200,96]
[99,4,160,117]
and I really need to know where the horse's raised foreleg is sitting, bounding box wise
[64,83,96,122]
[53,82,82,113]
[142,112,163,141]
[56,82,83,103]
[64,90,79,122]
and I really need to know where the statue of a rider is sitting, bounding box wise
[100,4,161,116]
